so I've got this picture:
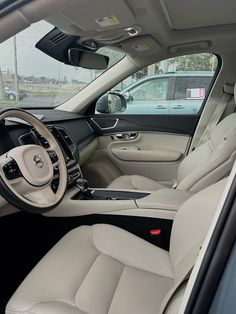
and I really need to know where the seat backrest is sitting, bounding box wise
[169,178,226,282]
[176,113,236,192]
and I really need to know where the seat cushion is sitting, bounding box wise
[107,175,166,191]
[6,224,174,314]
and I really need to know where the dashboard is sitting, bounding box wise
[2,109,96,191]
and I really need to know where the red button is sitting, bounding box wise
[150,229,161,235]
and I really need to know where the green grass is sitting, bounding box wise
[0,99,16,105]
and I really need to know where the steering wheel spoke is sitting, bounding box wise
[24,185,58,205]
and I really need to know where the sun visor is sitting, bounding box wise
[117,36,162,56]
[51,0,135,33]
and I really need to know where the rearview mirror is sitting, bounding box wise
[96,92,127,114]
[68,48,109,70]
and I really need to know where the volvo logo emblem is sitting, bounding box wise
[33,155,44,168]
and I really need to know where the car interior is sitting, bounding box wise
[0,0,236,313]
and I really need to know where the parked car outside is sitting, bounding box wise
[4,86,27,100]
[118,71,214,115]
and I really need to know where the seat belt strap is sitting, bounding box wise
[197,91,232,147]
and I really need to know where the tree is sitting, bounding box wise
[132,68,147,82]
[155,62,162,74]
[169,54,216,71]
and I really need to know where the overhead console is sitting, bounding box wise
[44,0,164,56]
[46,0,136,42]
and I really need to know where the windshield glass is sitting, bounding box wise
[0,21,124,108]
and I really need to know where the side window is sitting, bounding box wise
[171,75,213,114]
[95,53,218,115]
[129,78,168,101]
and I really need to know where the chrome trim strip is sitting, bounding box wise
[90,118,119,130]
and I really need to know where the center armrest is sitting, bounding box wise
[136,188,194,211]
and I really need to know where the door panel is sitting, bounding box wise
[82,131,191,188]
[83,114,198,188]
[90,114,199,135]
[106,132,190,181]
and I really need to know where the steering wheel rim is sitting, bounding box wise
[0,108,68,213]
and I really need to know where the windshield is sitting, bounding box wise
[0,21,124,108]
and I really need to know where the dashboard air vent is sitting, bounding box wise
[19,133,34,145]
[33,130,50,149]
[58,128,73,146]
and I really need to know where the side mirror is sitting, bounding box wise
[96,92,127,114]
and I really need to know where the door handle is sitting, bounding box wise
[112,132,138,141]
[128,132,138,140]
[115,133,126,140]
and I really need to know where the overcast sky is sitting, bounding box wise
[0,21,95,83]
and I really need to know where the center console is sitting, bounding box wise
[72,188,149,201]
[45,174,193,220]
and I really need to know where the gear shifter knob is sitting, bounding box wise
[76,178,94,199]
[76,178,89,192]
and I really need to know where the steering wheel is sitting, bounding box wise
[0,108,67,213]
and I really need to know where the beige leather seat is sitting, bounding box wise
[108,113,236,192]
[6,179,226,314]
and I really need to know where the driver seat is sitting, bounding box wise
[6,178,226,314]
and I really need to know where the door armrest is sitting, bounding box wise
[111,147,182,162]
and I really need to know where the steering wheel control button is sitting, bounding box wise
[3,160,22,180]
[48,151,59,164]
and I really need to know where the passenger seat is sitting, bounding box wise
[108,112,236,192]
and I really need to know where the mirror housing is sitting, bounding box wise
[96,92,127,114]
[68,48,109,70]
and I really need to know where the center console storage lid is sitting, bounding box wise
[136,188,193,211]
